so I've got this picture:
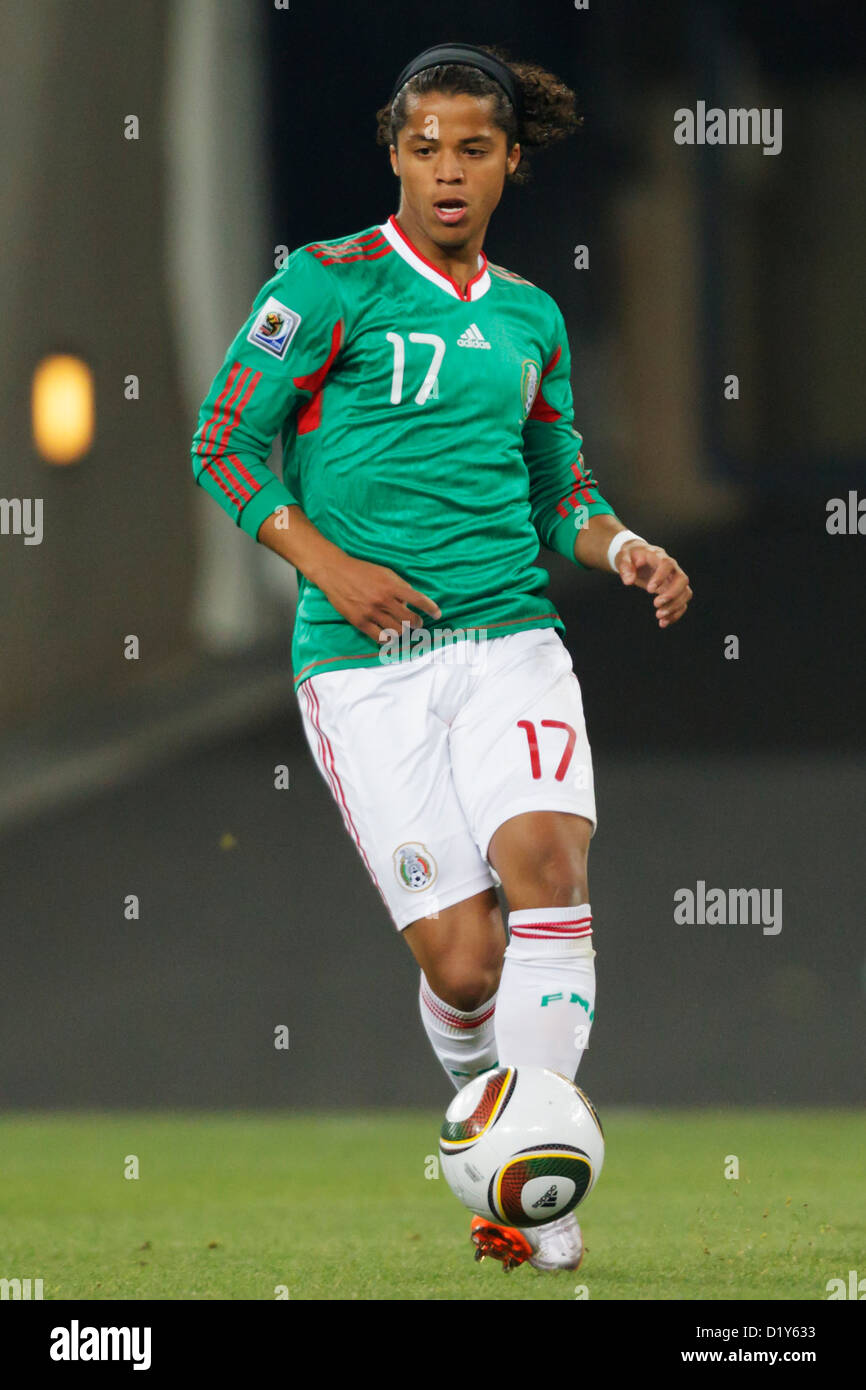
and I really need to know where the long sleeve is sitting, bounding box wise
[191,249,344,540]
[524,306,615,569]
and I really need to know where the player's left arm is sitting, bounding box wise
[524,305,692,629]
[573,513,693,630]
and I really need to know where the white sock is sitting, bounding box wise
[419,974,499,1091]
[494,904,596,1081]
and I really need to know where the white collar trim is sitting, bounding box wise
[380,215,491,302]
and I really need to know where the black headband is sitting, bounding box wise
[389,42,522,125]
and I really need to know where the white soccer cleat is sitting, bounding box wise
[525,1211,584,1271]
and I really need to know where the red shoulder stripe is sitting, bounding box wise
[305,230,390,264]
[312,244,392,266]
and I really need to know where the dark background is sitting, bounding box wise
[0,0,863,1109]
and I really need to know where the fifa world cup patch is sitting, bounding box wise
[247,296,302,359]
[393,842,438,892]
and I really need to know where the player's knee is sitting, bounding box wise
[508,849,587,910]
[428,954,502,1012]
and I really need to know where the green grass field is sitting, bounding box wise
[0,1110,862,1301]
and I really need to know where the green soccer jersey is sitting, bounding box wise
[191,216,615,690]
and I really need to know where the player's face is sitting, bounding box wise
[389,91,520,249]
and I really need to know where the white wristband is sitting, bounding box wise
[607,529,645,572]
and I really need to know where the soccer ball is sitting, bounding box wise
[439,1066,604,1228]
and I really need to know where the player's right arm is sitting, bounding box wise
[191,249,440,641]
[257,507,441,642]
[191,248,342,537]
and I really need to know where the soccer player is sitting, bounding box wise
[191,41,692,1274]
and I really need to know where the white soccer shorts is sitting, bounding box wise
[296,627,596,931]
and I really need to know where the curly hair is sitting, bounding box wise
[375,43,582,186]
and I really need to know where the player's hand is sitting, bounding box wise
[616,541,693,629]
[317,553,442,643]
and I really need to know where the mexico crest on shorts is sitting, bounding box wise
[520,358,541,418]
[247,296,301,359]
[393,842,438,892]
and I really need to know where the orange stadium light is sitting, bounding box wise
[32,354,95,464]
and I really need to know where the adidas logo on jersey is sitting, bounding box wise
[531,1184,560,1209]
[457,323,491,349]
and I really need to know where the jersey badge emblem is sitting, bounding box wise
[247,296,301,359]
[521,359,541,418]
